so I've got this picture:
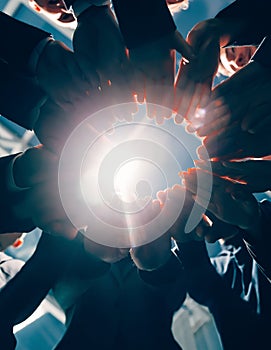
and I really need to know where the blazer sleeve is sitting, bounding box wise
[0,154,35,234]
[215,0,271,46]
[0,11,51,73]
[112,0,176,49]
[243,199,271,283]
[177,240,268,350]
[0,60,46,130]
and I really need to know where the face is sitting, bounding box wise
[0,233,23,251]
[166,0,185,3]
[219,46,257,77]
[29,0,76,26]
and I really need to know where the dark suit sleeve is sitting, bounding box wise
[177,240,268,350]
[0,60,46,130]
[243,200,271,283]
[112,0,176,49]
[0,11,51,73]
[138,252,187,311]
[0,154,35,234]
[215,0,271,45]
[0,233,74,330]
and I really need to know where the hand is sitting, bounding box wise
[83,238,129,263]
[197,121,271,160]
[130,232,172,271]
[36,39,96,109]
[13,146,78,239]
[13,145,57,187]
[196,159,271,193]
[182,168,261,234]
[34,92,115,153]
[130,184,204,270]
[130,30,194,123]
[196,61,271,136]
[156,184,203,243]
[73,5,136,117]
[174,19,221,124]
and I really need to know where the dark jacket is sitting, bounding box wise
[0,154,35,234]
[54,254,186,350]
[177,234,271,350]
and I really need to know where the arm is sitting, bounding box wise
[177,240,267,350]
[174,0,271,125]
[0,233,73,326]
[0,11,50,72]
[112,0,176,49]
[215,0,271,46]
[0,154,35,234]
[242,199,271,283]
[0,60,46,130]
[138,251,187,311]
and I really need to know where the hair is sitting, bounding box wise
[28,0,76,27]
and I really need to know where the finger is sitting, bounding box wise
[196,113,231,137]
[174,60,190,112]
[172,30,195,61]
[13,147,58,187]
[132,70,145,103]
[204,99,231,125]
[194,160,225,174]
[201,123,242,158]
[186,82,211,122]
[192,194,217,214]
[175,80,197,120]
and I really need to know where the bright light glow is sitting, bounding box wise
[58,102,212,247]
[190,108,206,129]
[114,160,143,203]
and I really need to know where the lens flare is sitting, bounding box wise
[58,103,212,247]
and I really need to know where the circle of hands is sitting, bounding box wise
[13,8,271,271]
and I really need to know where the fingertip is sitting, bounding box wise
[174,114,184,124]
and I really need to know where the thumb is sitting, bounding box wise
[172,30,195,62]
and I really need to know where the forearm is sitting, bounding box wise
[0,11,50,73]
[177,240,265,349]
[112,0,176,49]
[0,233,72,326]
[215,0,271,46]
[0,60,46,130]
[242,200,271,282]
[0,155,34,234]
